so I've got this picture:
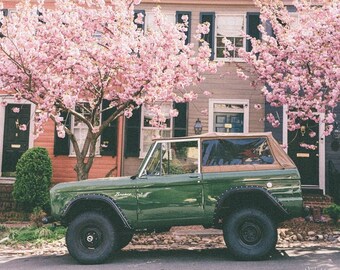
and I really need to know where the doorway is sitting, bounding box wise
[1,104,31,177]
[288,119,319,186]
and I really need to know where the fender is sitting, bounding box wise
[60,193,132,229]
[213,186,289,225]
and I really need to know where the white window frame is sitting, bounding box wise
[69,103,101,157]
[208,99,249,133]
[139,103,174,158]
[215,14,246,61]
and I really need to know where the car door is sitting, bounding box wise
[136,139,204,228]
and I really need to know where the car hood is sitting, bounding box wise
[50,176,135,193]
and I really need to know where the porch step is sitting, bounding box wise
[303,194,334,209]
[0,178,15,184]
[0,180,17,212]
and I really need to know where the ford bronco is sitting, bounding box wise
[45,132,304,264]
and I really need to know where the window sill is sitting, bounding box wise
[68,154,102,158]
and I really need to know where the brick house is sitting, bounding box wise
[0,0,339,208]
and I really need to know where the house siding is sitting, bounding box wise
[34,120,119,183]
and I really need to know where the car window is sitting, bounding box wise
[145,140,198,175]
[202,138,274,166]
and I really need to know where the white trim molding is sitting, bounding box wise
[208,99,249,133]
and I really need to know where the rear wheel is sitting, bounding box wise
[66,211,117,264]
[223,208,277,260]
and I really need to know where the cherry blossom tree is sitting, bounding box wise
[239,0,340,136]
[0,0,219,180]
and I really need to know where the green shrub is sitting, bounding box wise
[324,204,340,224]
[12,147,52,212]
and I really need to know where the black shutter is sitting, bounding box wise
[125,107,141,157]
[173,103,188,137]
[134,10,145,30]
[0,9,9,38]
[264,84,283,144]
[176,11,192,45]
[1,8,8,17]
[100,100,117,156]
[199,12,215,60]
[54,111,71,156]
[246,12,260,52]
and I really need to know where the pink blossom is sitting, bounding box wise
[300,143,317,150]
[196,22,210,35]
[254,104,262,110]
[134,12,144,25]
[12,107,20,113]
[0,100,8,107]
[0,0,220,179]
[92,126,100,133]
[201,109,208,116]
[309,131,316,138]
[240,0,339,135]
[19,124,27,131]
[169,109,179,118]
[181,15,189,23]
[56,125,65,138]
[203,91,211,96]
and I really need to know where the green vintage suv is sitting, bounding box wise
[45,132,304,264]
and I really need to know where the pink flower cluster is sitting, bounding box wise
[0,0,219,140]
[239,0,340,136]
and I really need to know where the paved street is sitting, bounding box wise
[1,246,340,270]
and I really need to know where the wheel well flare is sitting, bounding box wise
[213,186,289,225]
[60,194,132,229]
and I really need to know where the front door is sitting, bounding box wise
[288,119,319,186]
[2,104,31,177]
[136,140,204,227]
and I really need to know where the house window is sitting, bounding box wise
[69,103,100,156]
[209,99,249,133]
[54,100,117,157]
[145,12,175,33]
[216,15,245,59]
[140,103,173,158]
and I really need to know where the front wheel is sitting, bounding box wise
[223,208,277,261]
[115,230,133,250]
[66,211,117,264]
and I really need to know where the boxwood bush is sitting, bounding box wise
[12,147,52,212]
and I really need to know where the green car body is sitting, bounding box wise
[48,132,304,264]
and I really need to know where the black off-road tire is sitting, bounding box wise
[116,231,133,250]
[223,208,277,261]
[66,211,117,264]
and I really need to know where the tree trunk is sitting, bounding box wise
[75,161,89,181]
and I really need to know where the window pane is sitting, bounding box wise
[71,102,100,155]
[145,143,162,175]
[214,112,244,133]
[202,138,274,166]
[235,37,244,47]
[163,141,198,175]
[141,129,171,158]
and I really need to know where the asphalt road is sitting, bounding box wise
[1,247,340,270]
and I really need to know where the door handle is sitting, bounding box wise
[189,175,200,179]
